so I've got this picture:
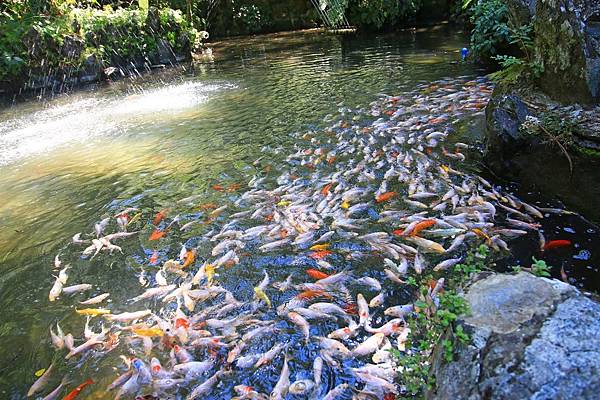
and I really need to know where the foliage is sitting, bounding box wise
[467,0,511,61]
[512,256,552,277]
[346,0,422,30]
[488,22,543,84]
[391,286,471,395]
[232,3,271,34]
[0,1,203,85]
[453,244,490,282]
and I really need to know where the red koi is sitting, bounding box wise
[152,209,168,226]
[149,250,159,265]
[321,183,333,196]
[393,229,404,236]
[62,379,94,400]
[543,240,572,251]
[306,269,330,280]
[410,219,437,236]
[175,318,189,329]
[149,229,166,241]
[375,191,396,203]
[309,250,332,259]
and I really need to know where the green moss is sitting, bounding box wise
[574,145,600,159]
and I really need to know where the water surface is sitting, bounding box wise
[0,27,597,398]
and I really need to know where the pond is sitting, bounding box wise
[0,27,597,399]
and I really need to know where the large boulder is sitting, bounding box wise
[428,273,600,399]
[484,91,538,170]
[534,0,600,104]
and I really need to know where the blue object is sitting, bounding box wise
[461,47,469,61]
[132,359,143,370]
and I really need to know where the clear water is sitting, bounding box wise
[0,27,597,399]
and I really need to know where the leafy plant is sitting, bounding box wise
[347,0,422,30]
[391,284,471,395]
[511,256,552,277]
[468,0,511,61]
[454,244,490,281]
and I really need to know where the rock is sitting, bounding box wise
[534,0,600,103]
[60,35,84,59]
[79,54,104,83]
[484,91,536,170]
[156,39,177,64]
[428,272,600,400]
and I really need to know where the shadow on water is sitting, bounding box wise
[0,26,597,398]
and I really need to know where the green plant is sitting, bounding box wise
[511,257,552,277]
[391,285,471,395]
[468,0,510,61]
[347,0,422,30]
[530,257,551,277]
[454,244,490,281]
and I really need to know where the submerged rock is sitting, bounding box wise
[428,272,600,399]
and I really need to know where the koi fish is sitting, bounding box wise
[306,269,330,280]
[254,287,271,308]
[182,249,196,268]
[543,240,572,251]
[132,327,164,337]
[375,191,396,203]
[62,379,93,400]
[309,243,330,251]
[408,219,436,236]
[149,250,159,265]
[309,250,332,259]
[321,183,333,196]
[152,209,168,226]
[75,308,111,316]
[149,229,166,241]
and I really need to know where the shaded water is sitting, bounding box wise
[0,27,597,399]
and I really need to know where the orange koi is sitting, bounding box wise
[149,229,166,241]
[309,250,332,259]
[212,184,225,191]
[62,379,94,400]
[327,156,336,164]
[472,228,491,243]
[296,289,332,300]
[149,250,159,265]
[197,203,217,210]
[410,219,437,237]
[152,209,168,226]
[175,318,190,329]
[343,303,358,315]
[306,269,330,280]
[321,183,333,196]
[227,183,242,192]
[182,250,196,268]
[375,191,396,203]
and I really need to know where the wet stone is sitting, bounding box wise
[429,272,600,400]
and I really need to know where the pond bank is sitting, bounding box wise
[429,272,600,399]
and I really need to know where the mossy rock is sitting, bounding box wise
[534,0,600,104]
